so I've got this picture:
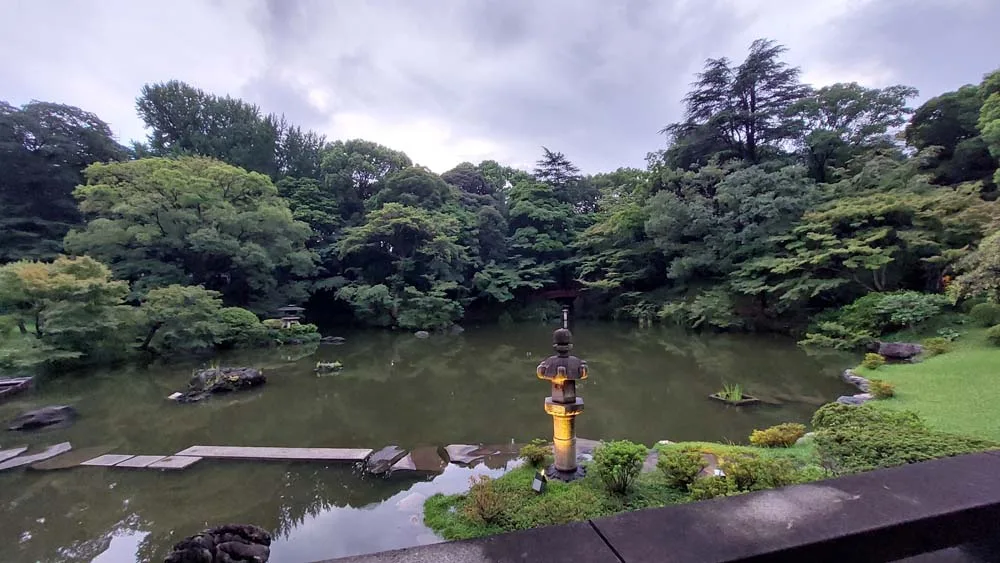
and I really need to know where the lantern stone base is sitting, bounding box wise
[546,463,586,482]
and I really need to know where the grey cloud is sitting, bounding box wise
[6,0,994,174]
[829,0,1000,100]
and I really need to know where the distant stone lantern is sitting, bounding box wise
[536,325,588,481]
[276,305,305,329]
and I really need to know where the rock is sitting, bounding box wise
[448,325,465,335]
[795,432,816,447]
[8,406,77,431]
[443,444,485,465]
[320,336,346,345]
[841,369,871,392]
[164,524,271,563]
[414,331,430,339]
[168,392,183,401]
[875,341,923,360]
[315,361,343,374]
[365,445,408,475]
[837,393,873,405]
[175,367,266,403]
[391,446,447,475]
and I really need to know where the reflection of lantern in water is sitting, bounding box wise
[536,327,588,480]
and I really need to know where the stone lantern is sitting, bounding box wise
[536,327,588,480]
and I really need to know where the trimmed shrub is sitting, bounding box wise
[815,426,998,474]
[811,403,925,432]
[749,423,807,448]
[869,379,896,399]
[720,454,797,492]
[262,318,284,329]
[463,476,506,524]
[988,325,1000,346]
[215,307,268,348]
[593,440,648,494]
[861,353,886,370]
[920,337,953,356]
[970,303,1000,327]
[518,439,550,468]
[657,449,707,488]
[688,476,733,501]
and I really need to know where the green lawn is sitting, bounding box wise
[857,328,1000,442]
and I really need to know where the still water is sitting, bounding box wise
[0,322,854,562]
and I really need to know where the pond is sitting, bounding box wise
[0,322,855,562]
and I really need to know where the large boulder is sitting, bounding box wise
[8,406,77,431]
[164,524,271,563]
[874,341,923,361]
[837,393,873,406]
[320,336,346,345]
[173,367,266,403]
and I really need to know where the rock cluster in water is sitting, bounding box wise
[171,367,266,403]
[7,405,77,431]
[164,524,271,563]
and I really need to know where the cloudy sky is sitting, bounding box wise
[2,0,999,173]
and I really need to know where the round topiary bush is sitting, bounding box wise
[920,337,953,356]
[749,423,807,448]
[987,325,1000,347]
[869,379,896,399]
[970,302,1000,327]
[593,440,648,494]
[657,449,707,488]
[861,353,886,370]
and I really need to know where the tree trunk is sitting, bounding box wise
[34,313,42,339]
[17,319,27,335]
[140,323,163,351]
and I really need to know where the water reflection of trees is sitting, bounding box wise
[0,323,855,562]
[1,461,427,563]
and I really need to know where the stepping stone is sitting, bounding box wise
[365,445,408,475]
[577,438,602,456]
[29,446,114,471]
[444,444,486,465]
[148,456,201,470]
[174,445,372,462]
[391,446,446,475]
[115,455,165,468]
[641,450,659,474]
[0,446,28,464]
[0,442,71,471]
[82,454,135,467]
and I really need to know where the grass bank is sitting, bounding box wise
[424,440,822,541]
[857,327,1000,442]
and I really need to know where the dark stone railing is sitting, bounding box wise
[321,451,1000,563]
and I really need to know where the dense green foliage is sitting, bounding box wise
[592,440,648,494]
[657,449,707,487]
[749,423,806,448]
[3,39,1000,356]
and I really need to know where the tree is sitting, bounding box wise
[319,139,412,222]
[662,39,811,166]
[442,162,492,196]
[137,285,224,352]
[792,83,917,181]
[137,81,283,177]
[951,230,1000,301]
[506,180,579,290]
[645,163,816,287]
[533,147,599,212]
[65,156,317,311]
[733,157,994,311]
[905,84,995,185]
[978,69,1000,186]
[370,166,453,210]
[335,203,469,329]
[0,256,133,366]
[0,101,126,262]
